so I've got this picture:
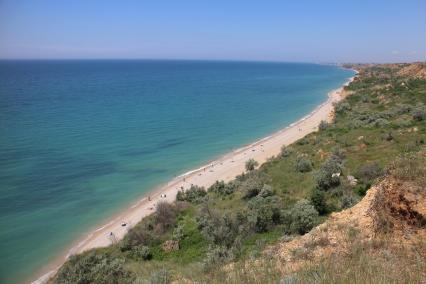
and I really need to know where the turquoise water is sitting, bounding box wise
[0,60,354,283]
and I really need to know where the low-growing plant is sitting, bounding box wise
[133,245,152,260]
[334,101,351,113]
[56,252,134,284]
[208,180,237,195]
[155,202,178,233]
[318,120,329,131]
[289,199,319,234]
[245,158,259,171]
[295,155,313,173]
[355,163,383,184]
[310,189,328,215]
[315,155,343,190]
[247,195,282,232]
[150,268,170,284]
[176,185,207,203]
[172,224,184,241]
[201,245,234,272]
[281,146,294,157]
[240,176,264,199]
[412,104,426,121]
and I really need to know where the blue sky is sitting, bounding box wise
[0,0,425,62]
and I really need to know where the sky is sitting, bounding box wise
[0,0,425,63]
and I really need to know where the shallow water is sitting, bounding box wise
[0,60,354,283]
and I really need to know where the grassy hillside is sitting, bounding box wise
[53,63,426,284]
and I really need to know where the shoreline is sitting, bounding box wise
[31,72,357,284]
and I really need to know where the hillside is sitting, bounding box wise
[52,63,426,284]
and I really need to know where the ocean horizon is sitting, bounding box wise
[0,60,354,283]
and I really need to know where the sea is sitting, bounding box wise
[0,60,354,283]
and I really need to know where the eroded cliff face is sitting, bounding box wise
[397,63,426,79]
[266,154,426,277]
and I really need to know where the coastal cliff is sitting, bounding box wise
[51,63,426,283]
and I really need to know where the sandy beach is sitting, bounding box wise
[32,73,356,284]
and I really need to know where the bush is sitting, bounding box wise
[247,195,282,232]
[412,105,426,121]
[334,101,351,113]
[289,199,319,234]
[172,224,184,241]
[197,206,240,248]
[315,155,343,190]
[202,245,234,271]
[373,118,389,127]
[310,189,328,215]
[296,156,313,173]
[155,202,177,233]
[176,185,206,203]
[208,180,237,195]
[355,163,383,184]
[240,177,264,199]
[340,194,358,209]
[133,245,152,260]
[259,184,274,197]
[150,268,170,284]
[318,120,329,131]
[281,146,294,157]
[56,252,134,284]
[245,159,259,171]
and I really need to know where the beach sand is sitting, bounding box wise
[32,74,356,284]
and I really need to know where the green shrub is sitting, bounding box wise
[315,155,343,190]
[373,118,389,127]
[289,199,319,234]
[310,189,328,215]
[150,268,170,284]
[281,146,295,157]
[318,120,329,131]
[172,224,184,241]
[155,202,178,233]
[208,180,237,195]
[176,185,206,203]
[201,245,234,272]
[245,159,259,171]
[412,105,426,121]
[56,252,134,284]
[355,163,382,184]
[133,245,152,260]
[335,101,351,113]
[340,194,358,209]
[259,184,274,197]
[296,156,313,173]
[247,195,282,232]
[240,177,264,199]
[196,207,239,248]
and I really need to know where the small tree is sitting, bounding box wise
[281,146,294,157]
[172,224,185,241]
[155,201,176,233]
[310,189,328,215]
[133,245,152,260]
[289,199,319,234]
[176,185,206,203]
[241,177,263,199]
[296,156,313,173]
[318,120,329,131]
[245,159,259,172]
[412,105,426,121]
[247,195,282,232]
[315,155,343,190]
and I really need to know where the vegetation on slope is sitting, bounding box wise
[54,63,426,284]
